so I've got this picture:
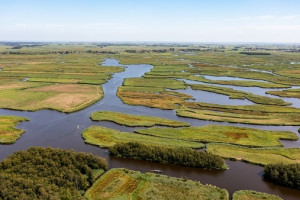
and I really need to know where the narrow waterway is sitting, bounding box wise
[0,59,300,199]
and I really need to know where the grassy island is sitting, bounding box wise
[85,168,229,200]
[90,111,190,127]
[0,115,29,144]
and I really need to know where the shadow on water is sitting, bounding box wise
[0,59,300,199]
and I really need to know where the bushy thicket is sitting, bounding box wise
[264,163,300,189]
[240,52,271,55]
[110,142,226,170]
[0,147,107,200]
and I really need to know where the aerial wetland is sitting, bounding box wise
[1,44,300,199]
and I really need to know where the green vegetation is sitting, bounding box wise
[176,102,300,125]
[189,84,290,106]
[240,52,271,55]
[264,163,300,189]
[232,190,282,200]
[82,126,204,149]
[187,75,289,88]
[0,115,29,144]
[85,168,229,200]
[266,88,300,99]
[0,147,107,200]
[135,125,297,147]
[117,77,192,110]
[0,83,104,113]
[206,143,300,166]
[90,111,190,127]
[110,142,226,170]
[123,77,187,90]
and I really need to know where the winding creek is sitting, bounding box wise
[1,58,300,199]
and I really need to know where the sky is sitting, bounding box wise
[0,0,300,43]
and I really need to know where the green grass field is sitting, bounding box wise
[135,125,297,147]
[85,168,229,200]
[206,143,300,166]
[232,190,282,200]
[0,115,29,144]
[0,52,123,112]
[90,111,190,127]
[266,88,300,99]
[176,103,300,125]
[82,126,204,149]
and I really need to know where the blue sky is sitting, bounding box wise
[1,0,300,42]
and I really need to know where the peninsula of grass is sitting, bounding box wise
[82,126,204,149]
[206,143,300,166]
[85,168,229,200]
[123,77,188,90]
[0,147,107,200]
[264,163,300,190]
[176,103,300,125]
[0,115,29,144]
[232,190,282,200]
[135,125,297,147]
[266,88,300,99]
[90,111,190,127]
[0,83,104,113]
[187,75,289,88]
[110,142,226,170]
[189,83,290,106]
[117,86,192,109]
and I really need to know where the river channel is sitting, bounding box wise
[0,59,299,199]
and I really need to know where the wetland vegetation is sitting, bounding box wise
[264,163,300,190]
[206,143,300,166]
[0,147,107,200]
[135,125,298,147]
[90,111,190,127]
[0,115,29,144]
[82,126,204,149]
[232,190,282,200]
[85,168,229,200]
[1,42,300,199]
[110,142,226,170]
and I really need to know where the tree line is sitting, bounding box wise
[264,163,300,189]
[0,147,107,200]
[110,142,226,170]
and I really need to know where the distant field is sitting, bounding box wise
[0,52,123,112]
[0,115,29,144]
[206,143,300,166]
[90,111,190,127]
[82,126,204,149]
[85,168,229,200]
[135,125,298,147]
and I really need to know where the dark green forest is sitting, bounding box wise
[264,163,300,189]
[110,142,226,170]
[0,147,107,200]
